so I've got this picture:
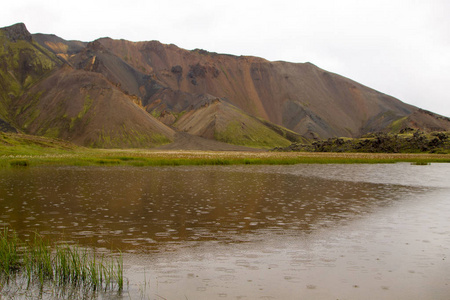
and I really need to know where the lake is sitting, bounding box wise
[0,163,449,299]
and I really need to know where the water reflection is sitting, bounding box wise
[0,165,425,252]
[0,164,449,299]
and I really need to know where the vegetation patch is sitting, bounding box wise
[44,127,60,139]
[150,133,172,146]
[389,116,408,133]
[8,159,30,167]
[0,29,59,108]
[215,120,292,149]
[275,131,450,154]
[150,109,161,118]
[0,132,79,157]
[70,95,94,130]
[94,158,121,165]
[0,228,123,296]
[1,133,450,168]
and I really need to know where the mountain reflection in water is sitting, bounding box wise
[0,165,420,249]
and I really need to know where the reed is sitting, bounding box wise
[0,228,21,279]
[0,229,123,294]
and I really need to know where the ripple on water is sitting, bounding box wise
[0,164,449,299]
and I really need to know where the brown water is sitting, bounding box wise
[0,163,449,299]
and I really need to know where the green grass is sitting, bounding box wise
[1,132,449,168]
[0,228,123,293]
[3,152,447,168]
[215,119,292,149]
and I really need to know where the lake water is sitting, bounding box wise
[0,163,449,299]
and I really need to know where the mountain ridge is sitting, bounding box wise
[1,23,449,149]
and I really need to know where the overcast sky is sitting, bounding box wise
[3,0,450,117]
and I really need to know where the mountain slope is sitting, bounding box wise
[28,32,310,148]
[0,23,62,132]
[13,66,176,147]
[1,23,175,148]
[1,22,449,150]
[173,97,303,148]
[91,38,450,138]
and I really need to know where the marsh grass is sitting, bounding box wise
[8,159,30,167]
[0,229,123,296]
[2,151,449,168]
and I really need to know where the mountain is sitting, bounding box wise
[88,37,450,138]
[1,23,449,149]
[1,23,176,148]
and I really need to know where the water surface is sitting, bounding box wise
[0,163,449,299]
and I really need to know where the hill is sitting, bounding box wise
[1,23,449,149]
[1,23,176,148]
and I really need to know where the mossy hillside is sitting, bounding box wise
[257,118,308,144]
[388,116,408,133]
[0,29,61,131]
[0,31,59,94]
[32,92,95,140]
[69,95,94,130]
[15,90,69,140]
[91,128,172,148]
[215,119,292,149]
[0,132,79,157]
[179,100,296,149]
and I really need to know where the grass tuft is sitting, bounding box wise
[0,228,123,294]
[8,159,30,167]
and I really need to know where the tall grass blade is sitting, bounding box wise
[0,229,124,296]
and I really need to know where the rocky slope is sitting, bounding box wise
[92,37,450,138]
[1,23,449,149]
[1,23,176,148]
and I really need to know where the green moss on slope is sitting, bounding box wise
[388,116,408,133]
[215,120,292,149]
[0,28,61,133]
[91,128,172,148]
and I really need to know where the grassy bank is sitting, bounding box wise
[2,149,450,167]
[1,132,449,167]
[0,228,123,294]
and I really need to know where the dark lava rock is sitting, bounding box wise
[171,65,183,74]
[2,23,32,42]
[189,63,206,78]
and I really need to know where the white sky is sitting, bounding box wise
[2,0,450,117]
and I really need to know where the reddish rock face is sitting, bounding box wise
[87,38,450,138]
